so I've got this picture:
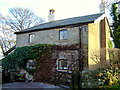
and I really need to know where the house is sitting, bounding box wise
[14,9,110,71]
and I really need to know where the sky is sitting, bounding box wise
[0,0,116,21]
[0,0,115,58]
[0,0,103,21]
[0,0,100,59]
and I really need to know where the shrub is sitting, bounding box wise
[2,70,11,83]
[81,70,104,88]
[108,48,120,68]
[71,69,80,89]
[78,67,120,88]
[94,68,120,85]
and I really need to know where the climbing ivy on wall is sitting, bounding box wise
[2,44,53,72]
[111,3,120,48]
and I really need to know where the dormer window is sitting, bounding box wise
[29,34,35,43]
[59,30,68,40]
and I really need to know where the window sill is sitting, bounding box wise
[55,70,72,74]
[57,40,68,42]
[57,69,67,72]
[57,68,68,71]
[26,43,35,46]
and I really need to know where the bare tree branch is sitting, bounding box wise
[0,8,45,56]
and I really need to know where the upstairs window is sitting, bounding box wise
[29,34,35,43]
[59,30,68,40]
[58,59,67,70]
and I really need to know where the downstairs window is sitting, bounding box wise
[58,59,67,70]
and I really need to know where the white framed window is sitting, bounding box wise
[58,59,67,70]
[59,30,68,40]
[29,34,35,43]
[26,60,36,69]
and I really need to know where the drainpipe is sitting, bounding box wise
[79,26,83,88]
[79,26,83,71]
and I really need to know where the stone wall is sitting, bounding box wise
[53,49,79,71]
[33,45,81,82]
[16,27,80,47]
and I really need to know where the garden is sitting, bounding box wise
[2,44,120,89]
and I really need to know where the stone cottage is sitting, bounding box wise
[14,9,110,71]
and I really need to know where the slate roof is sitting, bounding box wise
[15,13,104,34]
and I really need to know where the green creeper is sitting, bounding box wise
[2,44,53,73]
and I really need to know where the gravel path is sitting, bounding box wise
[2,82,64,89]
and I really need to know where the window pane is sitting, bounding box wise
[58,59,67,70]
[63,31,67,39]
[29,34,35,43]
[27,60,36,69]
[59,30,68,40]
[61,60,67,67]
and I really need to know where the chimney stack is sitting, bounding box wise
[48,9,55,22]
[99,0,106,13]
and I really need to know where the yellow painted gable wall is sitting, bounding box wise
[88,18,110,70]
[88,22,100,70]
